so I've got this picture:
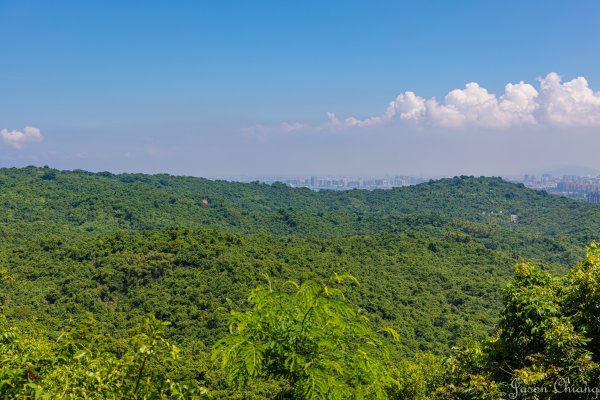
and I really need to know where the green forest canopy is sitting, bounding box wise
[1,167,600,398]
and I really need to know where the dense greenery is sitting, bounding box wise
[1,166,600,398]
[436,244,600,399]
[214,273,398,399]
[2,166,599,250]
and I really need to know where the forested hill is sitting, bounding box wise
[2,166,600,351]
[1,167,599,245]
[3,167,600,397]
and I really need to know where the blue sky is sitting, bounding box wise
[2,1,600,177]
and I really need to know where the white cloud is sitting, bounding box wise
[499,81,539,125]
[425,81,539,128]
[537,72,600,126]
[1,126,44,149]
[280,122,305,133]
[326,111,341,127]
[323,72,600,131]
[388,91,427,121]
[250,72,600,135]
[337,80,540,129]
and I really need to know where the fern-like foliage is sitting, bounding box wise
[212,273,399,399]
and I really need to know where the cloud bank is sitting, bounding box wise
[1,126,44,149]
[281,73,600,132]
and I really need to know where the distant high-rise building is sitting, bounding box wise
[588,192,600,204]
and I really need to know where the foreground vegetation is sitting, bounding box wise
[3,247,600,398]
[1,167,600,398]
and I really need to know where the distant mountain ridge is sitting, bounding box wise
[1,167,599,240]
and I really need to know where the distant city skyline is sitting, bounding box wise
[2,1,600,176]
[212,166,600,183]
[211,172,600,203]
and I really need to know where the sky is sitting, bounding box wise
[2,0,600,178]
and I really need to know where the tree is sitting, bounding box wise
[212,273,399,399]
[440,244,600,399]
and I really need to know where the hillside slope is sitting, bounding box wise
[2,167,599,243]
[1,167,600,357]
